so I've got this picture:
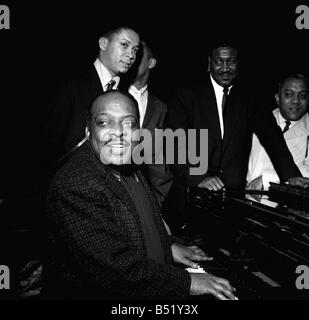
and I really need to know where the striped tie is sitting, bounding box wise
[105,79,116,91]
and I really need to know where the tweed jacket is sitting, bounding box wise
[44,142,191,299]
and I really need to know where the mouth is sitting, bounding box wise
[121,61,131,68]
[105,141,130,148]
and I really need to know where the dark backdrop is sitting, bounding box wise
[1,0,309,212]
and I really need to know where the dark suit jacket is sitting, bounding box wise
[141,93,173,205]
[43,66,103,170]
[163,78,301,231]
[44,142,191,299]
[166,78,301,189]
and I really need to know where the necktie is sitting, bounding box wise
[222,86,229,120]
[105,79,116,91]
[282,120,291,133]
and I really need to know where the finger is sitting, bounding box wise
[207,288,228,300]
[216,178,225,188]
[211,180,222,190]
[209,275,234,291]
[182,257,199,268]
[211,282,237,300]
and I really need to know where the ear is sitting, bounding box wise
[207,57,211,72]
[274,93,280,106]
[99,37,109,51]
[85,126,90,139]
[148,57,157,69]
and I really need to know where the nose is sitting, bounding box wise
[110,122,123,137]
[126,48,135,60]
[292,94,301,104]
[222,61,229,72]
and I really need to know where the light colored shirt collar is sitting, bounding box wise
[210,74,232,94]
[129,84,148,95]
[94,58,120,90]
[278,110,296,130]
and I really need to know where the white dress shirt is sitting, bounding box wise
[210,74,232,138]
[94,58,120,91]
[247,108,309,190]
[128,84,148,127]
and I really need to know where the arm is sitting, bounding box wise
[46,179,191,298]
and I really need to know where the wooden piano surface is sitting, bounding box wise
[183,185,309,300]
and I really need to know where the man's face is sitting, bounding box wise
[87,93,140,165]
[209,46,238,87]
[100,29,140,76]
[276,78,309,121]
[135,44,152,80]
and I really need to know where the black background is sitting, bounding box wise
[1,1,309,218]
[1,0,309,301]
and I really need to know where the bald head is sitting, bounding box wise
[86,91,140,165]
[88,90,139,122]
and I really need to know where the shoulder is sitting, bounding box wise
[49,143,103,194]
[148,93,167,111]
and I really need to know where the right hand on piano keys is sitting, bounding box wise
[189,272,238,300]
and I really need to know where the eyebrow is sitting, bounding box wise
[95,112,138,119]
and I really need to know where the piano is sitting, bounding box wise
[183,183,309,300]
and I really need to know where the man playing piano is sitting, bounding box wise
[44,90,237,300]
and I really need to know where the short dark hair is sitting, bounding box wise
[86,90,140,124]
[101,26,139,41]
[208,40,239,58]
[277,73,309,92]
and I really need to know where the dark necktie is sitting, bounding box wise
[105,79,116,91]
[282,120,291,133]
[222,86,229,121]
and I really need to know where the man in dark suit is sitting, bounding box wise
[164,42,309,232]
[129,41,173,207]
[44,90,237,300]
[43,26,140,178]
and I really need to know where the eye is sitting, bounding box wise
[132,47,139,54]
[121,42,129,49]
[284,92,293,98]
[214,59,223,66]
[123,119,137,128]
[300,92,308,100]
[97,120,110,127]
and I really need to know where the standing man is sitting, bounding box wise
[247,74,309,190]
[43,26,140,175]
[129,41,173,206]
[165,42,308,232]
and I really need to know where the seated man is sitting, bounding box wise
[247,74,309,190]
[44,90,237,300]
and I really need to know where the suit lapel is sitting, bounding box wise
[222,87,242,152]
[85,66,104,99]
[142,93,155,128]
[199,82,222,145]
[85,144,139,220]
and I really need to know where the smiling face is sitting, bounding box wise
[276,77,309,121]
[99,28,140,77]
[209,46,238,87]
[87,92,140,165]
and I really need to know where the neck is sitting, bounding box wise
[133,74,149,90]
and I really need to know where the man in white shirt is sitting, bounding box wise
[247,74,309,190]
[44,26,140,174]
[128,41,173,207]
